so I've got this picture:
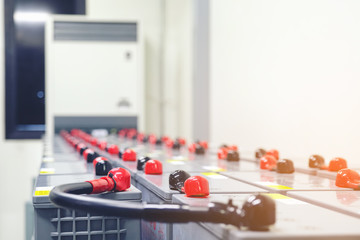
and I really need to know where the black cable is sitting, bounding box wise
[50,182,244,227]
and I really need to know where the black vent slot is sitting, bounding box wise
[54,21,137,42]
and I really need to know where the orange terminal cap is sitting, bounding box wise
[265,149,279,160]
[328,157,347,172]
[217,148,228,160]
[144,160,163,175]
[335,168,360,189]
[183,176,209,197]
[260,155,277,170]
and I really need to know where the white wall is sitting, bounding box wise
[211,0,360,165]
[162,0,193,139]
[87,0,194,140]
[0,2,43,239]
[87,0,163,135]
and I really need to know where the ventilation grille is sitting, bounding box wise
[54,21,137,42]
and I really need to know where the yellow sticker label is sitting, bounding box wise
[34,187,53,196]
[168,156,188,161]
[265,193,292,200]
[202,166,226,172]
[201,172,219,176]
[39,168,55,174]
[166,160,185,165]
[201,172,228,179]
[35,190,51,196]
[267,185,293,190]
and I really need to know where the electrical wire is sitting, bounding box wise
[50,182,243,226]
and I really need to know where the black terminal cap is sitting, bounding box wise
[156,138,162,145]
[132,134,137,140]
[95,160,113,176]
[220,144,229,148]
[169,170,191,192]
[241,194,276,231]
[255,148,266,159]
[276,159,295,173]
[87,152,100,163]
[172,141,181,150]
[195,145,205,155]
[79,146,88,156]
[227,150,240,161]
[118,150,123,159]
[142,136,149,143]
[74,143,79,149]
[137,156,151,171]
[309,154,325,168]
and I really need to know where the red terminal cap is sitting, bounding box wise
[87,167,131,193]
[122,149,137,161]
[177,138,186,146]
[328,157,347,172]
[98,141,108,151]
[183,176,210,197]
[90,137,98,146]
[198,141,208,150]
[165,139,174,148]
[260,155,277,170]
[84,134,91,143]
[137,133,145,142]
[161,136,169,142]
[217,148,228,160]
[70,129,78,136]
[76,143,86,153]
[149,134,157,144]
[108,168,131,191]
[336,168,360,189]
[83,149,94,161]
[265,149,279,160]
[93,156,108,168]
[126,129,137,139]
[188,143,196,153]
[118,129,127,137]
[144,160,163,175]
[107,144,119,155]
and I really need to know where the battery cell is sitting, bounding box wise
[173,193,360,240]
[221,171,353,193]
[288,191,360,219]
[39,161,90,175]
[33,173,142,240]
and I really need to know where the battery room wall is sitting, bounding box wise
[210,0,360,165]
[87,0,194,140]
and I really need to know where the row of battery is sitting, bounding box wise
[34,130,360,240]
